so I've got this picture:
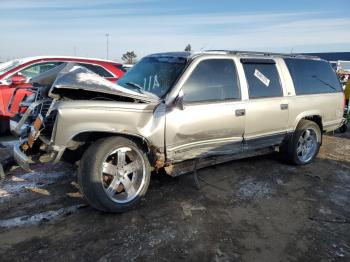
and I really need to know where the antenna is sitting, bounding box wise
[105,33,110,60]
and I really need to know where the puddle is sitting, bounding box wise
[0,140,20,149]
[0,204,85,228]
[0,170,70,203]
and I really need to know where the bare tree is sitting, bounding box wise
[122,51,138,64]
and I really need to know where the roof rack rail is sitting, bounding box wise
[204,50,319,59]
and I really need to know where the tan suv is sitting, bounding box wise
[11,51,345,212]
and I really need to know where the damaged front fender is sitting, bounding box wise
[50,101,167,165]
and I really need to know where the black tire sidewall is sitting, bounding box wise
[78,136,151,213]
[339,124,347,133]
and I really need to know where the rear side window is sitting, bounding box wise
[284,58,342,95]
[183,59,240,102]
[19,62,63,78]
[242,59,282,98]
[78,63,113,78]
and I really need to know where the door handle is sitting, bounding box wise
[280,104,288,110]
[235,109,245,117]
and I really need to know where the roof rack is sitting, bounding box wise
[204,50,320,59]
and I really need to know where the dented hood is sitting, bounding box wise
[48,63,160,103]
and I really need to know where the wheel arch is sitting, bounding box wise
[293,112,323,133]
[63,131,164,170]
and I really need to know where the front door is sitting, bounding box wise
[165,58,246,162]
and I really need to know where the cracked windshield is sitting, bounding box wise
[118,56,187,97]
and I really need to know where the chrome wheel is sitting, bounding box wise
[101,146,146,204]
[296,129,318,163]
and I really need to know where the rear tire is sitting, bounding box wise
[78,136,151,213]
[339,123,348,133]
[280,120,321,165]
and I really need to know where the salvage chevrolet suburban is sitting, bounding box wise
[11,51,345,212]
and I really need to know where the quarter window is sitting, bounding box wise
[78,63,113,78]
[284,58,342,94]
[182,59,240,102]
[242,59,282,98]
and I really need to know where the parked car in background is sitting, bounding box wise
[121,64,134,72]
[0,56,126,133]
[11,51,345,213]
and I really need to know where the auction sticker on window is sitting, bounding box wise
[254,69,270,87]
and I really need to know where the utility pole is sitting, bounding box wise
[105,33,109,60]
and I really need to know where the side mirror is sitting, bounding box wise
[11,75,27,86]
[175,89,184,110]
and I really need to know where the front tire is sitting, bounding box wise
[78,136,151,213]
[280,120,321,165]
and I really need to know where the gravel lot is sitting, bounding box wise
[0,131,349,262]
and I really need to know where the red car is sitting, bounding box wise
[0,56,126,133]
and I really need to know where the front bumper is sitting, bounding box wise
[13,141,65,171]
[11,98,61,170]
[13,144,34,172]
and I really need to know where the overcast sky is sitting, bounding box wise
[0,0,349,62]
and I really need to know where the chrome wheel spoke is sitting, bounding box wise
[123,161,138,175]
[121,176,136,197]
[106,177,121,197]
[302,148,308,156]
[297,146,303,155]
[103,162,118,176]
[117,150,127,167]
[304,130,310,140]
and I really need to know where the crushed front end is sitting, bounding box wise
[11,90,59,171]
[10,63,161,171]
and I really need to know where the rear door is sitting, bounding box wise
[165,58,246,162]
[241,58,289,149]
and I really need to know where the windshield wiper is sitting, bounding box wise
[123,81,161,100]
[312,75,338,91]
[124,82,145,94]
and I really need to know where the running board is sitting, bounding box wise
[164,147,275,177]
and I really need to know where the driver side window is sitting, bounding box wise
[182,59,240,103]
[18,62,63,78]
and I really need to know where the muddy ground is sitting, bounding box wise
[0,132,349,262]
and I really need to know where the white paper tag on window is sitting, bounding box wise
[254,69,270,87]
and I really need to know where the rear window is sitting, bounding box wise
[284,58,342,95]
